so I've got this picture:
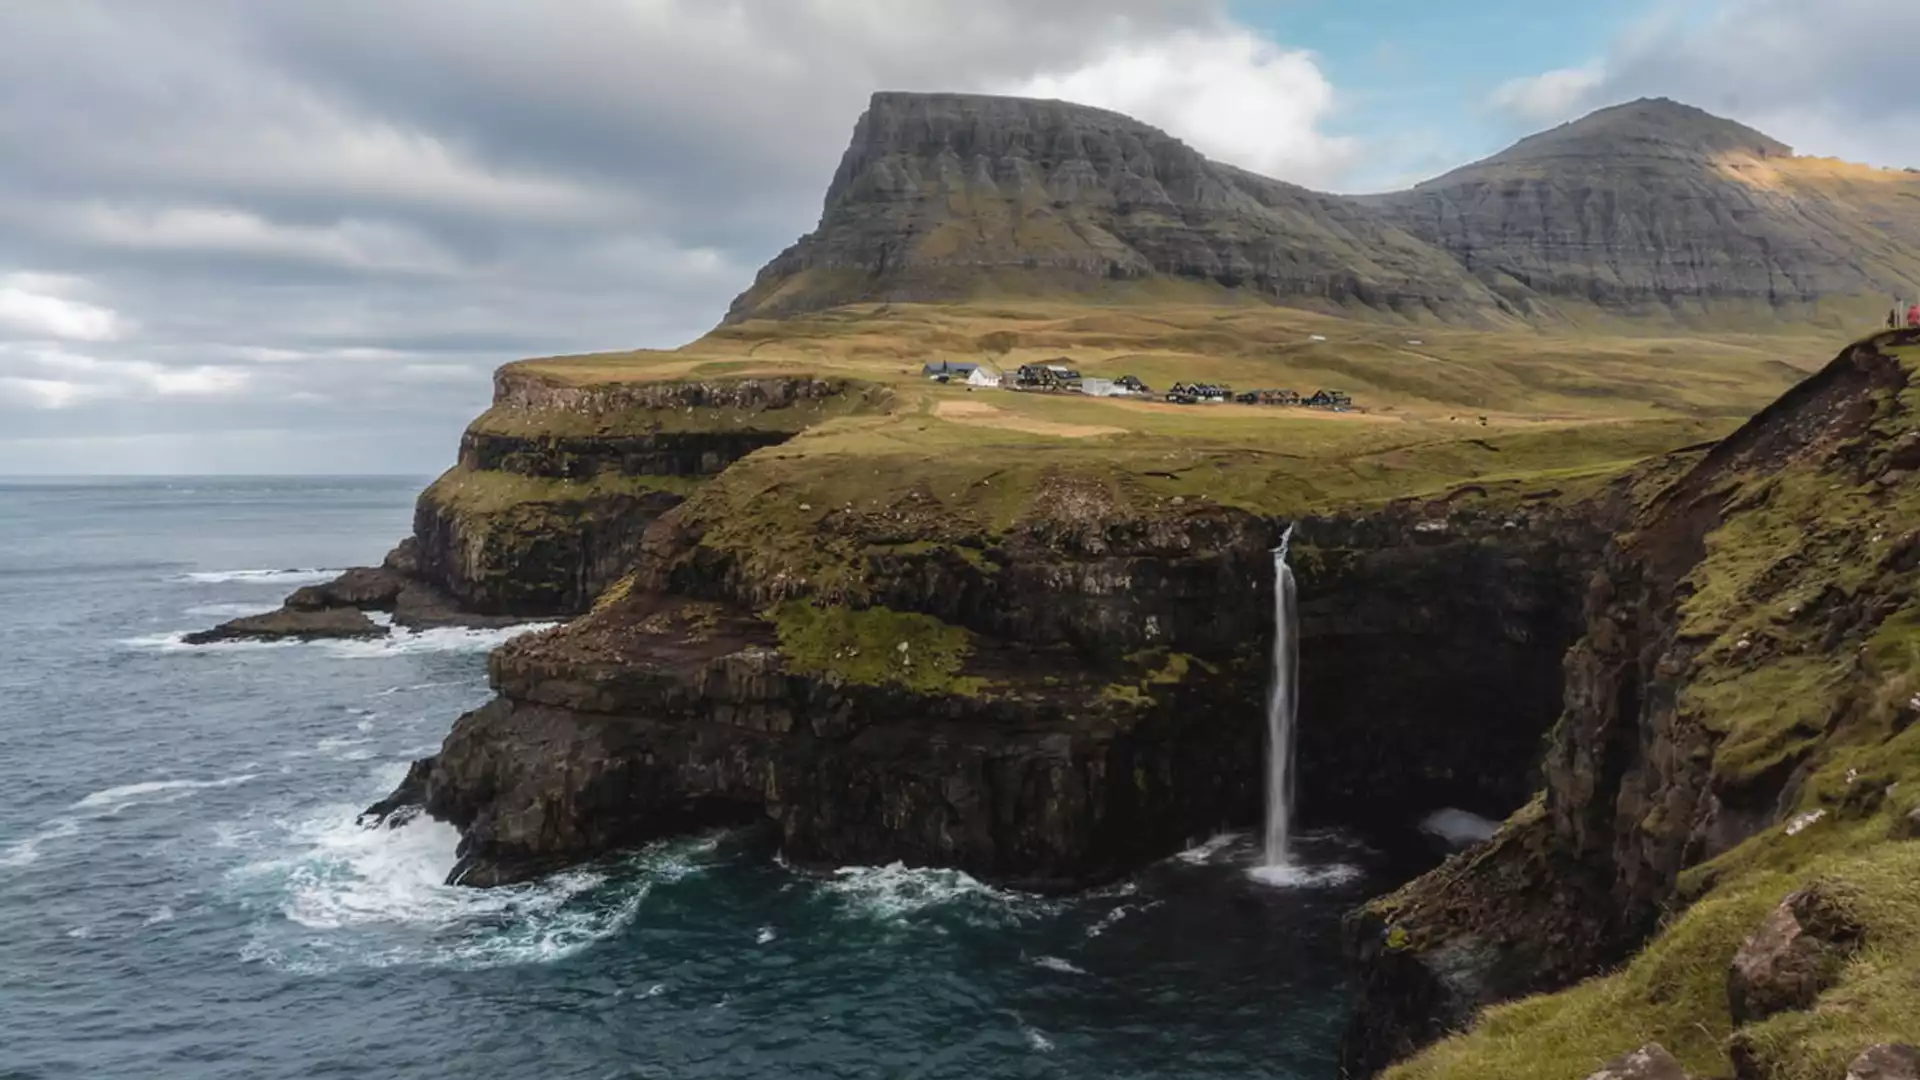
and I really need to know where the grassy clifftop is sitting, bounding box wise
[497,301,1830,601]
[1377,332,1920,1080]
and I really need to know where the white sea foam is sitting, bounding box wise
[144,905,177,926]
[818,861,1052,925]
[231,810,709,973]
[1030,954,1086,975]
[321,623,557,658]
[1085,900,1159,938]
[1022,1025,1055,1052]
[176,568,344,585]
[755,926,776,945]
[1175,832,1243,865]
[1419,808,1501,848]
[183,602,280,619]
[73,774,259,813]
[122,622,556,658]
[0,817,81,868]
[377,681,464,696]
[1245,861,1364,889]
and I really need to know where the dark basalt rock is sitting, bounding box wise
[184,560,535,645]
[284,566,405,611]
[369,595,1263,892]
[370,492,1617,894]
[1846,1045,1920,1080]
[183,606,385,645]
[1728,883,1864,1026]
[1340,333,1918,1076]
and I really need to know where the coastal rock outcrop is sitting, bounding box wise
[181,606,385,645]
[186,371,886,643]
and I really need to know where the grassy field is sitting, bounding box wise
[470,300,1854,601]
[523,300,1828,424]
[499,300,1840,522]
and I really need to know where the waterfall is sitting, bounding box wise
[1263,526,1300,867]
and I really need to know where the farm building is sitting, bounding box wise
[1082,373,1153,398]
[966,365,1002,388]
[1014,364,1082,391]
[921,361,979,382]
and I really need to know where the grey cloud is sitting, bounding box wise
[1494,0,1920,166]
[0,0,1250,474]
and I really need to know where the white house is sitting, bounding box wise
[966,364,1003,388]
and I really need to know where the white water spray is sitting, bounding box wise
[1263,526,1300,866]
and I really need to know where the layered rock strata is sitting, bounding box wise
[188,372,882,642]
[370,479,1626,892]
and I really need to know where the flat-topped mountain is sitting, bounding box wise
[727,93,1920,327]
[725,91,1509,325]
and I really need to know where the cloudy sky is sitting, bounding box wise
[3,0,1915,475]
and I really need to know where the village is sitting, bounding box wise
[918,360,1356,411]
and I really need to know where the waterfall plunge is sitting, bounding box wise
[1263,526,1300,867]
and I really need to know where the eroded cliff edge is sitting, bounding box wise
[188,367,890,643]
[1345,329,1920,1080]
[363,407,1639,892]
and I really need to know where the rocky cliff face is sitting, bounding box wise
[370,455,1627,893]
[726,91,1509,324]
[405,370,870,616]
[187,370,885,641]
[1342,329,1920,1079]
[728,93,1920,327]
[1366,99,1920,319]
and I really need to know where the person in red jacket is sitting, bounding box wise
[1909,302,1920,328]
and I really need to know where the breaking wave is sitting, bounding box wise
[0,817,81,868]
[1029,954,1087,975]
[3,775,259,867]
[230,808,692,974]
[174,569,345,585]
[815,861,1057,926]
[183,602,280,619]
[74,774,260,813]
[122,623,556,658]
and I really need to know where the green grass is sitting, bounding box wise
[1383,335,1920,1080]
[1388,839,1920,1080]
[767,601,985,696]
[423,465,702,516]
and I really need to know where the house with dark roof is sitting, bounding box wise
[921,361,980,382]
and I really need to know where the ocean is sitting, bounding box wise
[0,476,1429,1080]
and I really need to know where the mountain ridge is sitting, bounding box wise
[725,92,1920,329]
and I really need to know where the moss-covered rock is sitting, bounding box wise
[1346,329,1920,1080]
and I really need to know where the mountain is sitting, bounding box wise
[726,93,1920,328]
[724,91,1511,325]
[1367,98,1920,319]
